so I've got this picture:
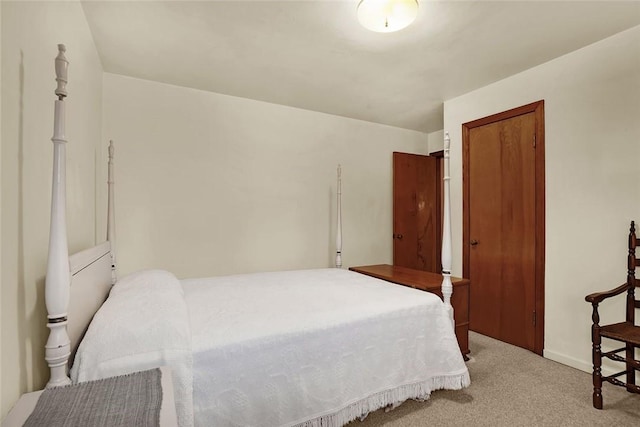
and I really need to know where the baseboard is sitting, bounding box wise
[544,349,592,373]
[543,349,616,377]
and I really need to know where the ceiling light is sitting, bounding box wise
[357,0,419,33]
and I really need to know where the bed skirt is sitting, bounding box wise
[295,371,471,427]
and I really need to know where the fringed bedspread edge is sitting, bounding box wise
[293,371,471,427]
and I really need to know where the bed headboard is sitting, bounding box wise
[44,45,116,388]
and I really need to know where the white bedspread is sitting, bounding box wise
[182,268,469,427]
[71,270,194,427]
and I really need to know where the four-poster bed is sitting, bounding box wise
[41,45,468,427]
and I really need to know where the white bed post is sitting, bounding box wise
[107,140,116,284]
[441,132,454,327]
[335,165,342,268]
[44,44,72,388]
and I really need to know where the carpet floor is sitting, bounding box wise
[355,332,640,426]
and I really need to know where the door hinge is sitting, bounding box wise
[533,311,537,326]
[533,133,536,148]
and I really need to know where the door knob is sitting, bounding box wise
[393,233,404,240]
[470,239,479,246]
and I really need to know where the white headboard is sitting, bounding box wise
[44,45,116,387]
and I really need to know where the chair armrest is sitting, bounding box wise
[585,282,631,304]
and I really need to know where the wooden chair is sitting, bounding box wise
[585,221,640,409]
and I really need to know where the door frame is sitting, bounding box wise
[462,100,545,355]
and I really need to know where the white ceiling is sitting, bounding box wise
[81,1,640,133]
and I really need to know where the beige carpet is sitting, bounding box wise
[355,332,640,426]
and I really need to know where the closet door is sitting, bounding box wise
[392,152,440,272]
[463,106,541,353]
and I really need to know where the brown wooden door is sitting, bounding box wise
[393,152,440,272]
[463,101,545,354]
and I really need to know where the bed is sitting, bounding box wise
[43,45,469,427]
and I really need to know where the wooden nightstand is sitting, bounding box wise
[2,367,178,427]
[350,264,470,359]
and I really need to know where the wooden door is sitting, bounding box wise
[463,101,545,354]
[393,152,440,272]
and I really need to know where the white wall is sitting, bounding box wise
[1,1,103,417]
[444,26,640,372]
[101,73,428,279]
[427,129,444,154]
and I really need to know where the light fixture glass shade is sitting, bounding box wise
[357,0,419,33]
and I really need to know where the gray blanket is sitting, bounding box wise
[24,368,162,427]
